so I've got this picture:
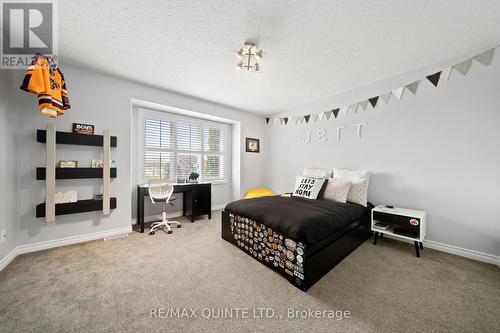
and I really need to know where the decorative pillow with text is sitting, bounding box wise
[292,176,326,200]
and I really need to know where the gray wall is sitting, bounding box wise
[0,71,19,261]
[267,53,500,257]
[11,63,267,248]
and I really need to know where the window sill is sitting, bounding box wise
[207,180,228,185]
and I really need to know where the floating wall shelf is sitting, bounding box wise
[37,125,117,222]
[37,129,117,147]
[36,167,117,180]
[36,198,117,218]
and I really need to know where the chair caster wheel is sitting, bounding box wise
[149,231,155,235]
[167,230,173,234]
[177,225,182,228]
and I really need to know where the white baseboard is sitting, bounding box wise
[383,234,499,266]
[0,247,18,271]
[0,226,132,271]
[3,222,497,272]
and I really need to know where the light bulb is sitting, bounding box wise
[254,63,260,72]
[235,62,243,71]
[255,50,263,60]
[236,49,244,59]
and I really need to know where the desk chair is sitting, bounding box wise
[148,180,181,235]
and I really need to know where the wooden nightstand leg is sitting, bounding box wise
[419,242,423,250]
[373,232,378,245]
[414,241,420,257]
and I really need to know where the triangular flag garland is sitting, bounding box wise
[406,81,420,95]
[340,105,349,116]
[440,67,452,82]
[368,96,378,108]
[359,100,369,111]
[426,72,441,87]
[392,87,404,100]
[349,103,359,114]
[265,46,497,125]
[473,49,494,66]
[453,59,472,76]
[380,92,391,104]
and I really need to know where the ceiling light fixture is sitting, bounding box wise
[235,42,263,72]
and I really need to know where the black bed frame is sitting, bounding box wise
[221,209,371,291]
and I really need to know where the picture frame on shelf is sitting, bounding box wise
[59,160,78,168]
[72,123,95,135]
[91,160,116,168]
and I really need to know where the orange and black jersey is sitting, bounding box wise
[20,55,70,118]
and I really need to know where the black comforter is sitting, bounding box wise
[225,196,370,246]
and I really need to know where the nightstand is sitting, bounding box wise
[371,205,426,257]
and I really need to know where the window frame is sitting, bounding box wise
[138,108,228,184]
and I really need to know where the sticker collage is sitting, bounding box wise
[229,213,306,288]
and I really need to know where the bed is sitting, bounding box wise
[221,195,373,291]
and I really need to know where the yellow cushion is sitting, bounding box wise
[243,188,275,199]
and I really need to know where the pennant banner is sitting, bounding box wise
[473,49,494,66]
[406,81,420,95]
[359,100,369,111]
[368,96,379,108]
[380,92,391,104]
[453,59,472,76]
[440,67,452,83]
[349,103,359,114]
[265,46,497,125]
[392,87,404,100]
[426,72,441,87]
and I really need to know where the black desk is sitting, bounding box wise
[137,183,211,233]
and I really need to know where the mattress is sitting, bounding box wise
[224,196,371,247]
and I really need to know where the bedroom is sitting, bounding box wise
[0,1,499,332]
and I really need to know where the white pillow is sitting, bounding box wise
[302,167,332,179]
[333,168,370,180]
[323,179,352,203]
[292,176,326,200]
[332,168,370,206]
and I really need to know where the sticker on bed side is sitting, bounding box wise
[296,255,303,263]
[294,271,304,280]
[286,250,295,261]
[410,219,419,226]
[285,239,297,251]
[296,247,304,256]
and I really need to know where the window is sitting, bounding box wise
[141,109,227,182]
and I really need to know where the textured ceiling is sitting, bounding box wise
[59,0,500,114]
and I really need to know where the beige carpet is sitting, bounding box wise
[1,211,499,333]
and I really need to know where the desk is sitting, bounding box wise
[137,183,211,233]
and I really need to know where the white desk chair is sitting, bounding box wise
[148,180,181,235]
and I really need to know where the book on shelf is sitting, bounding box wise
[373,222,390,231]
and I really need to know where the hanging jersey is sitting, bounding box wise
[20,56,70,118]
